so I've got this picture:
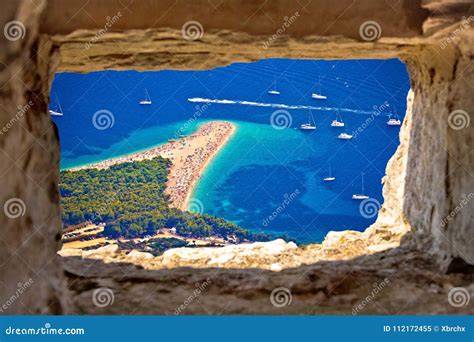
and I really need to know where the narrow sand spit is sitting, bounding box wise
[70,121,236,210]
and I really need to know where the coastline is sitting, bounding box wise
[164,121,236,210]
[70,121,236,211]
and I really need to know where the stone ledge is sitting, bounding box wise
[63,246,473,315]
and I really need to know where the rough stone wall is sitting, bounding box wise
[0,0,68,313]
[404,37,474,271]
[0,0,472,315]
[40,0,428,37]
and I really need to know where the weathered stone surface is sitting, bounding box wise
[0,0,69,314]
[62,247,474,315]
[40,0,429,38]
[402,38,474,270]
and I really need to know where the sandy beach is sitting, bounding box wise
[71,121,236,211]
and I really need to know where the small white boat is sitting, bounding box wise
[49,109,63,116]
[49,95,63,116]
[387,112,402,126]
[312,93,327,100]
[323,164,335,181]
[139,88,152,105]
[387,118,401,126]
[352,173,370,200]
[311,77,327,100]
[338,132,353,140]
[386,112,401,126]
[300,110,316,130]
[352,194,369,200]
[331,112,344,127]
[300,123,316,130]
[268,77,280,95]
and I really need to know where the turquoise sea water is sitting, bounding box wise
[51,58,410,243]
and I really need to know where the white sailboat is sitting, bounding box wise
[139,88,152,105]
[331,112,344,127]
[311,77,327,100]
[300,110,316,130]
[352,173,369,200]
[268,77,280,95]
[386,110,401,126]
[49,95,63,116]
[323,164,336,181]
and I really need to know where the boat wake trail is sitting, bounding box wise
[188,98,381,115]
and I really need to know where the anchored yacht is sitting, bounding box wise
[139,88,152,105]
[352,173,369,200]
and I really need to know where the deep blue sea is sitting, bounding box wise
[51,58,410,243]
